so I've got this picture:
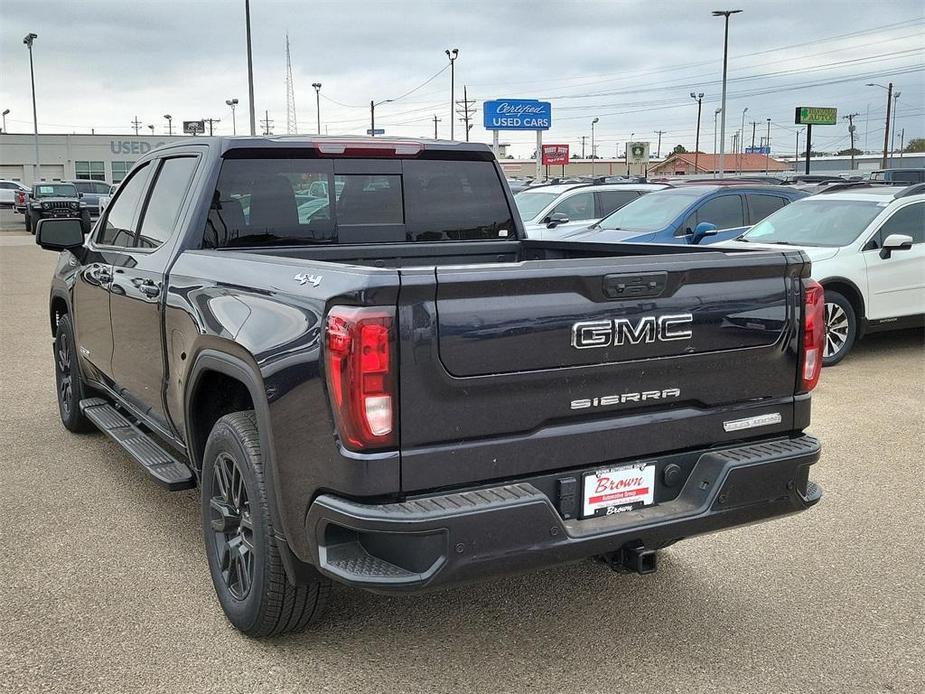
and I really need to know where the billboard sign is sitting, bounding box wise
[795,107,837,126]
[542,144,569,165]
[626,141,650,164]
[183,120,205,135]
[483,99,551,130]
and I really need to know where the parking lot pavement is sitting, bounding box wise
[0,208,922,694]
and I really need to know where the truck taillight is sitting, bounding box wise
[800,279,825,393]
[324,306,397,451]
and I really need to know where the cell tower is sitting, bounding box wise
[285,33,297,134]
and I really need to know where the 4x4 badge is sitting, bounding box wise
[293,272,322,287]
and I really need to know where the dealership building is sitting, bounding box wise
[0,132,190,185]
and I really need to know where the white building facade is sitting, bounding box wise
[0,133,191,184]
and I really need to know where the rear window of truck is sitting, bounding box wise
[204,156,514,248]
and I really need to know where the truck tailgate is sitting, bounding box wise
[397,251,805,492]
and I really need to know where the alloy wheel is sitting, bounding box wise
[824,301,850,358]
[209,453,255,600]
[56,332,72,416]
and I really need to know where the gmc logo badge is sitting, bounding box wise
[571,314,693,349]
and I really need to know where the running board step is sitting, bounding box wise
[80,397,195,491]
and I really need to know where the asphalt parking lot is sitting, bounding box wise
[0,207,922,694]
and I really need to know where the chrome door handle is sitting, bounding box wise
[139,281,161,298]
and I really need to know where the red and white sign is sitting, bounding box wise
[583,463,655,517]
[542,144,569,166]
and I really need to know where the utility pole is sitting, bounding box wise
[432,114,441,139]
[713,10,742,179]
[445,48,458,141]
[843,113,859,170]
[131,116,142,135]
[285,34,297,135]
[765,118,771,173]
[898,129,905,160]
[654,130,666,159]
[455,85,476,142]
[203,118,221,136]
[245,0,256,136]
[580,136,587,159]
[750,121,758,148]
[873,82,893,169]
[690,92,703,172]
[713,108,721,177]
[260,110,273,135]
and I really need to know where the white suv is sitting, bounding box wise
[514,182,668,239]
[0,180,30,207]
[723,184,924,365]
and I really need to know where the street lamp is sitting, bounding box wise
[867,82,893,169]
[147,124,155,134]
[713,107,722,177]
[445,49,459,141]
[225,98,239,135]
[690,92,704,173]
[712,9,742,179]
[370,99,393,137]
[590,117,600,176]
[1,109,8,133]
[312,83,322,134]
[891,91,901,165]
[739,106,748,173]
[163,114,173,135]
[23,32,40,184]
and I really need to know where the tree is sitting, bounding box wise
[672,144,688,154]
[904,137,925,153]
[836,147,862,156]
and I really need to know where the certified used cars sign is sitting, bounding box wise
[483,99,552,130]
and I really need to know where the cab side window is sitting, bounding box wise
[552,192,595,220]
[748,194,788,224]
[693,195,745,229]
[136,157,199,249]
[97,163,151,248]
[870,202,925,247]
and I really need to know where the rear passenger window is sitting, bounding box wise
[694,195,745,230]
[97,163,151,247]
[597,190,640,217]
[748,194,787,223]
[136,157,199,249]
[874,202,924,245]
[403,159,514,241]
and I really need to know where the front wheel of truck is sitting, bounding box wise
[201,411,330,637]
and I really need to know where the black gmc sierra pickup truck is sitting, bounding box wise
[36,136,824,637]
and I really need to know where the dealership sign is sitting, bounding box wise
[626,141,650,164]
[183,120,205,135]
[795,107,837,126]
[542,144,569,165]
[483,99,552,130]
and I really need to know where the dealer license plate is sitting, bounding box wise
[582,463,656,518]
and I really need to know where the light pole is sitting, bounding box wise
[147,124,155,134]
[370,99,392,137]
[1,109,8,133]
[765,117,771,173]
[445,49,458,141]
[713,107,721,177]
[312,83,322,134]
[690,92,704,173]
[627,132,635,176]
[890,91,901,165]
[244,0,256,136]
[867,83,893,169]
[590,117,599,177]
[163,114,173,135]
[225,98,239,135]
[712,10,741,179]
[23,33,40,184]
[739,106,748,173]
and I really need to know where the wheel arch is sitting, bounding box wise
[50,291,70,337]
[819,276,866,325]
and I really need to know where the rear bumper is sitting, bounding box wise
[305,435,821,593]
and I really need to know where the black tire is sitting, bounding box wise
[201,411,330,637]
[80,211,91,235]
[54,314,94,433]
[822,290,857,367]
[25,212,32,233]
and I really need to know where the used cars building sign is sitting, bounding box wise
[483,100,552,130]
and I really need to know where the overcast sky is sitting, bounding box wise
[1,0,922,158]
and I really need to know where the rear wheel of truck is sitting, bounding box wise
[54,314,94,433]
[25,212,32,233]
[822,291,856,367]
[201,411,330,637]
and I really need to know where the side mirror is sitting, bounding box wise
[78,192,84,198]
[35,218,85,251]
[691,221,718,244]
[546,212,570,228]
[879,233,913,259]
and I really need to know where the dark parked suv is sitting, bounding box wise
[25,182,91,234]
[68,179,112,216]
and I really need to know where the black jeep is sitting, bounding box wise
[25,182,91,235]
